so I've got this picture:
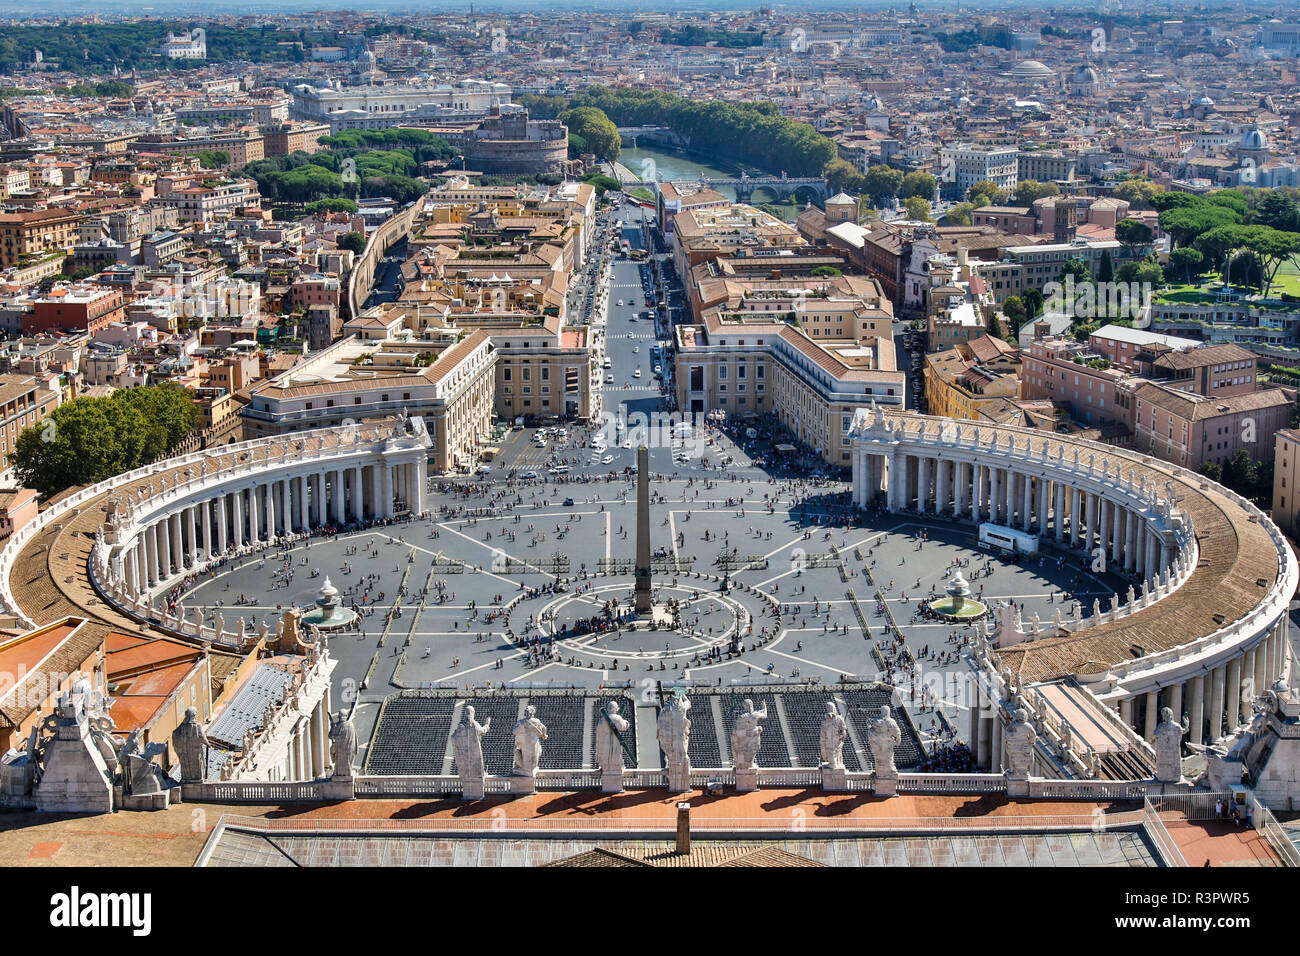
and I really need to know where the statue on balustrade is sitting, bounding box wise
[118,730,167,796]
[595,700,630,775]
[867,705,902,777]
[1003,708,1036,778]
[452,705,490,796]
[819,701,847,770]
[328,710,357,781]
[173,706,209,784]
[656,690,692,792]
[1154,707,1188,784]
[511,705,548,778]
[730,698,768,772]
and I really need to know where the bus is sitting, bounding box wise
[978,523,1039,556]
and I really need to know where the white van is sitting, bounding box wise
[603,356,612,369]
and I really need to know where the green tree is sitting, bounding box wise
[900,170,937,200]
[1115,218,1154,256]
[558,106,621,162]
[862,164,903,205]
[12,384,198,497]
[338,232,366,254]
[1256,191,1300,232]
[1113,178,1164,209]
[944,201,975,226]
[1013,179,1060,205]
[1097,249,1114,284]
[903,196,933,222]
[1198,461,1224,484]
[1168,247,1204,283]
[810,265,843,277]
[196,149,231,169]
[966,179,1008,206]
[824,158,858,194]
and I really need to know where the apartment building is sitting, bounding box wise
[241,330,496,472]
[675,308,904,466]
[0,208,84,269]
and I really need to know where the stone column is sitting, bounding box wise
[1098,498,1111,565]
[1225,657,1241,733]
[1022,475,1033,532]
[1111,500,1123,566]
[332,469,344,524]
[916,457,930,513]
[1125,510,1138,572]
[936,459,950,515]
[1145,531,1159,583]
[968,684,982,765]
[1188,675,1205,746]
[1169,682,1183,726]
[414,460,428,516]
[1240,648,1256,726]
[1135,524,1147,581]
[1144,689,1158,741]
[1208,665,1225,741]
[1254,639,1268,707]
[353,465,365,521]
[972,465,984,523]
[231,491,243,548]
[976,712,992,771]
[380,465,393,519]
[1119,697,1133,732]
[247,486,259,543]
[1037,477,1049,535]
[1054,481,1065,541]
[955,461,968,517]
[1070,487,1081,546]
[991,707,1004,772]
[170,513,183,575]
[143,523,157,586]
[990,467,1002,524]
[264,483,276,537]
[217,495,228,553]
[200,500,212,562]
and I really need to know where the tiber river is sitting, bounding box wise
[618,143,803,222]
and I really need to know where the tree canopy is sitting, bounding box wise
[13,383,199,498]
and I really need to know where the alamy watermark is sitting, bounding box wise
[1042,276,1153,327]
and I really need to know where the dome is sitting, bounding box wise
[1240,127,1269,151]
[1004,59,1057,78]
[1074,65,1100,83]
[1193,95,1215,106]
[826,192,857,206]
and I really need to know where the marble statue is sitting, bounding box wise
[452,705,490,798]
[867,705,902,777]
[595,700,630,775]
[656,691,692,792]
[1154,706,1188,784]
[328,710,356,780]
[730,698,768,771]
[1003,708,1036,777]
[819,701,847,770]
[172,707,209,784]
[118,730,167,796]
[511,705,548,777]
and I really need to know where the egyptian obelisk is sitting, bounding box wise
[634,444,652,615]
